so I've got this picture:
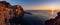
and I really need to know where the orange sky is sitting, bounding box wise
[24,6,60,10]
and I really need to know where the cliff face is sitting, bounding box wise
[0,6,7,25]
[0,1,24,25]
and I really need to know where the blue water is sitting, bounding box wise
[21,10,51,25]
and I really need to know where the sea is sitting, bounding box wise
[21,10,60,25]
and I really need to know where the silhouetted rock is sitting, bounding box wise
[24,12,32,15]
[45,12,60,25]
[45,19,55,25]
[54,12,60,25]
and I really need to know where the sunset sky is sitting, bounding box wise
[0,0,60,10]
[0,0,59,19]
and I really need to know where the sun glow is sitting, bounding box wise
[50,6,60,19]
